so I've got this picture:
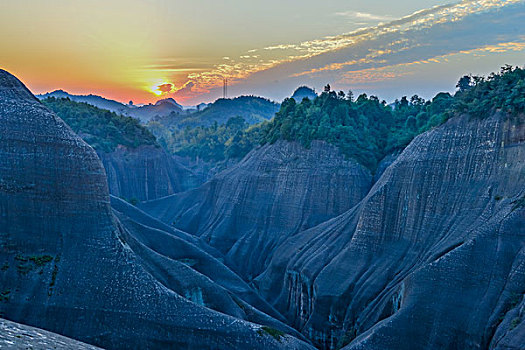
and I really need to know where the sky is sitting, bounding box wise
[1,0,524,105]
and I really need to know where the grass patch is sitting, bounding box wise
[510,317,521,330]
[257,326,285,342]
[14,255,28,262]
[29,255,53,267]
[0,290,10,302]
[126,197,139,206]
[48,255,61,296]
[15,254,54,275]
[509,292,522,309]
[16,263,33,275]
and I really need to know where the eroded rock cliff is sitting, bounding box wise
[256,113,524,349]
[0,69,313,349]
[140,140,373,280]
[99,144,199,201]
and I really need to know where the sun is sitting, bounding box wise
[147,80,174,96]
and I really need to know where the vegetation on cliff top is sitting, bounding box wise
[453,65,525,117]
[42,97,157,152]
[260,89,451,170]
[45,66,524,170]
[260,65,524,170]
[149,116,264,162]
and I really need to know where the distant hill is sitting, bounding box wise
[131,98,183,121]
[291,86,317,102]
[152,95,280,129]
[37,90,183,122]
[41,97,157,152]
[41,97,200,200]
[38,89,130,114]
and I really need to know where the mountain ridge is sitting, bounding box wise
[37,89,183,122]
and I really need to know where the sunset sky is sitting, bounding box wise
[1,0,524,105]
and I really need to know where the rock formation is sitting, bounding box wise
[3,66,524,350]
[142,105,524,349]
[0,318,102,349]
[0,69,313,349]
[140,140,373,280]
[98,145,199,201]
[256,113,525,349]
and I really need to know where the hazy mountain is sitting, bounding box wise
[37,90,184,122]
[152,95,280,128]
[37,89,130,114]
[290,86,317,102]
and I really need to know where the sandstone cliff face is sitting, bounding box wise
[140,140,373,280]
[0,69,313,350]
[256,113,525,349]
[98,144,199,201]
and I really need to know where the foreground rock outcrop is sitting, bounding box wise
[98,144,199,201]
[0,69,313,349]
[256,113,525,349]
[0,318,102,350]
[140,140,373,280]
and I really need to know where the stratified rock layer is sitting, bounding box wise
[98,144,199,201]
[257,113,525,349]
[0,69,313,350]
[140,140,372,280]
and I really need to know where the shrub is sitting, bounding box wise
[257,326,285,342]
[29,255,54,267]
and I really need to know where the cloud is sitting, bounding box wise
[335,11,393,22]
[172,81,195,97]
[152,0,525,103]
[157,83,173,93]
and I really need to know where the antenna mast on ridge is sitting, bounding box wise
[223,77,228,99]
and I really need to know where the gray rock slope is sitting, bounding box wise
[256,113,525,349]
[98,144,199,201]
[0,69,313,349]
[110,196,309,344]
[0,318,102,349]
[140,140,373,280]
[141,107,524,349]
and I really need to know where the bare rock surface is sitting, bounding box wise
[0,318,102,349]
[98,144,199,201]
[110,195,309,343]
[0,69,314,350]
[257,113,525,349]
[140,140,372,280]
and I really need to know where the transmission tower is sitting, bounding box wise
[223,77,228,99]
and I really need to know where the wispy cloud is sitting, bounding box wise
[157,0,525,100]
[334,11,393,22]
